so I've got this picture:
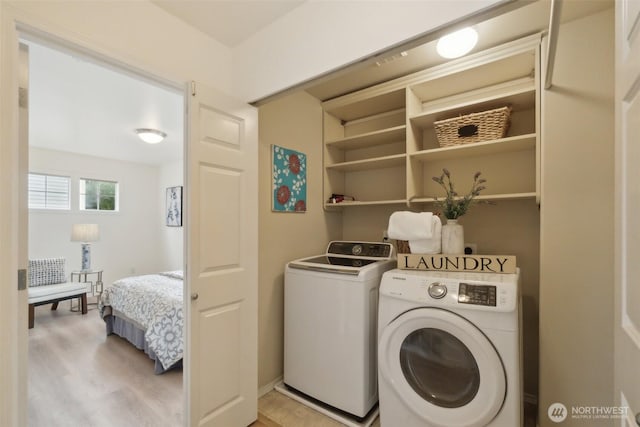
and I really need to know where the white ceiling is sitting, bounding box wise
[26,0,307,166]
[304,0,614,101]
[28,40,184,166]
[151,0,306,47]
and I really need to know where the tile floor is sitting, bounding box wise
[258,389,538,427]
[259,390,378,427]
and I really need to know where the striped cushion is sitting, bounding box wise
[29,258,66,287]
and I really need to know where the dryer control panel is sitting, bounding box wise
[458,283,497,306]
[380,269,519,313]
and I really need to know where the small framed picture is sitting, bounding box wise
[166,186,183,227]
[272,144,307,212]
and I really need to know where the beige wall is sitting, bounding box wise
[258,91,342,390]
[539,8,614,427]
[256,5,616,416]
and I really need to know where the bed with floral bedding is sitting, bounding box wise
[99,271,183,374]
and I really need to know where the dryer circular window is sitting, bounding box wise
[379,308,506,427]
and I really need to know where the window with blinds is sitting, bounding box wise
[28,173,71,210]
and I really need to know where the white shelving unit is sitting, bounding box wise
[322,34,542,210]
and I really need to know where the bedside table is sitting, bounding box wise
[71,270,104,308]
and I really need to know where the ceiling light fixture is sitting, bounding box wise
[436,27,478,59]
[135,128,167,144]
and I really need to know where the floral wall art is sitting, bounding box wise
[272,144,307,212]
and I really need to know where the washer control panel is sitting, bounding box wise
[326,241,393,258]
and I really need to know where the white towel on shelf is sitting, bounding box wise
[409,216,442,254]
[387,211,434,240]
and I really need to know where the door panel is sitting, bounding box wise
[187,82,258,427]
[616,1,640,425]
[199,166,241,269]
[198,303,242,420]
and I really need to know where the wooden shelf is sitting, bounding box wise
[410,192,537,203]
[408,49,537,103]
[326,154,406,172]
[322,35,541,211]
[323,88,406,122]
[324,199,407,208]
[326,125,406,150]
[410,133,536,162]
[409,78,535,129]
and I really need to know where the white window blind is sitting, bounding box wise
[28,173,71,210]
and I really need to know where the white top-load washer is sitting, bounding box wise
[284,241,396,418]
[378,269,521,427]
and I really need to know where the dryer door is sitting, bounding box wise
[379,307,506,427]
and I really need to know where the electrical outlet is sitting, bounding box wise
[464,243,478,255]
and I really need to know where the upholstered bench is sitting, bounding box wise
[28,258,89,329]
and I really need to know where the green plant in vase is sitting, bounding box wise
[432,168,487,254]
[432,168,487,220]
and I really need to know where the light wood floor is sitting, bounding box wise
[29,303,537,427]
[27,303,348,427]
[28,303,183,427]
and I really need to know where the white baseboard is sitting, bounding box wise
[258,375,283,398]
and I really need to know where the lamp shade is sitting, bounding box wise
[71,224,100,242]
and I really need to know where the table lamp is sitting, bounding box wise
[71,224,99,271]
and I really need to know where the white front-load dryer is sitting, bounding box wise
[377,269,521,427]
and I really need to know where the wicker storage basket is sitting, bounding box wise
[396,240,412,254]
[434,106,511,147]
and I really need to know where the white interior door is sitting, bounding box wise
[615,1,640,425]
[185,81,258,427]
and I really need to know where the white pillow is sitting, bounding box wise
[28,258,66,287]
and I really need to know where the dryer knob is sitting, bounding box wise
[428,282,447,299]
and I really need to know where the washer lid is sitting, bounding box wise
[288,241,395,275]
[379,308,506,427]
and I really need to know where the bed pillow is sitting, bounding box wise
[29,258,67,287]
[160,270,183,280]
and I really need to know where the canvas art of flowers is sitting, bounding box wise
[272,145,307,212]
[432,168,487,219]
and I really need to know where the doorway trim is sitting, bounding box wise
[0,5,191,425]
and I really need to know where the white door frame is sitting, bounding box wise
[0,7,192,425]
[615,0,640,424]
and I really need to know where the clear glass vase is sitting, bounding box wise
[442,219,465,254]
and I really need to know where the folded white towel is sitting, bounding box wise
[387,211,434,241]
[409,216,442,254]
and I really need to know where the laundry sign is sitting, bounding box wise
[398,254,517,274]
